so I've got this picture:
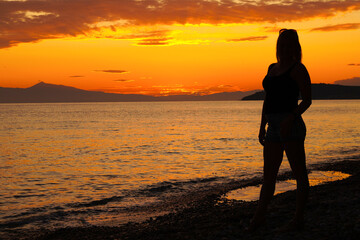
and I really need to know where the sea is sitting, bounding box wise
[0,100,359,233]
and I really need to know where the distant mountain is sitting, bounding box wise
[334,77,360,86]
[242,83,360,100]
[0,82,258,103]
[0,82,157,103]
[242,91,265,100]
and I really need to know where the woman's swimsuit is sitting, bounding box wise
[262,63,306,142]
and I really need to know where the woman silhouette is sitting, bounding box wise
[248,29,312,231]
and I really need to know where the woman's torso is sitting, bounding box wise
[262,63,299,114]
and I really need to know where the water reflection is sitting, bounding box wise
[225,171,351,202]
[1,101,359,231]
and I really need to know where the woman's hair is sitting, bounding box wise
[276,29,302,63]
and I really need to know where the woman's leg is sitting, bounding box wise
[250,141,284,226]
[284,141,309,226]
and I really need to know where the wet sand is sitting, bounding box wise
[7,156,360,240]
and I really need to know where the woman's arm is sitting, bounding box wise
[258,64,274,145]
[291,63,312,115]
[259,94,268,146]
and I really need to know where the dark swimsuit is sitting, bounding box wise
[263,63,299,114]
[262,63,306,142]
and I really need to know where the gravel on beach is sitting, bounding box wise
[6,157,360,240]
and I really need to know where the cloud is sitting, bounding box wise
[136,37,172,46]
[334,77,360,86]
[1,0,360,48]
[311,23,360,32]
[113,79,135,82]
[262,26,283,33]
[227,36,268,42]
[112,30,171,40]
[69,75,84,78]
[94,70,128,74]
[107,29,181,46]
[348,63,360,66]
[96,29,203,46]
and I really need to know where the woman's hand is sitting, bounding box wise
[280,114,295,139]
[258,127,266,146]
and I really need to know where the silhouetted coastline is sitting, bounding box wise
[242,83,360,100]
[1,82,359,103]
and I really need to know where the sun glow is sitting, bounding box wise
[1,0,360,95]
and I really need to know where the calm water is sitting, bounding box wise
[0,100,359,231]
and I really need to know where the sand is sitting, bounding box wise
[5,156,360,240]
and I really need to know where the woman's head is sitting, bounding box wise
[276,29,302,63]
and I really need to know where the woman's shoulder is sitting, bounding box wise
[267,63,277,72]
[268,63,277,69]
[291,62,311,83]
[292,62,308,73]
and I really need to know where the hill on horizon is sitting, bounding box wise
[0,82,258,103]
[242,83,360,100]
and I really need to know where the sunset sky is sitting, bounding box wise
[1,0,360,96]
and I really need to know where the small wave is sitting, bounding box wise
[325,148,360,160]
[138,176,222,197]
[1,206,49,220]
[0,166,12,170]
[144,184,173,193]
[190,177,219,183]
[216,137,236,141]
[165,151,181,155]
[0,208,91,229]
[13,194,46,199]
[67,196,124,208]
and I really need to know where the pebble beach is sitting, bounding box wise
[4,156,359,240]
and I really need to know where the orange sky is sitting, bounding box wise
[1,0,360,96]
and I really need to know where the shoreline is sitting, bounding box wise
[6,155,359,240]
